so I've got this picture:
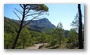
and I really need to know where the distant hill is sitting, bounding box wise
[4,17,55,32]
[23,18,55,32]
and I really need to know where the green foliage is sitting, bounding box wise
[41,32,46,42]
[31,4,48,11]
[49,22,65,47]
[4,17,18,49]
[4,17,19,33]
[66,28,78,48]
[4,33,12,49]
[71,12,84,48]
[68,29,78,42]
[71,13,84,32]
[4,17,35,49]
[20,4,48,12]
[17,28,33,48]
[40,4,48,11]
[4,32,17,49]
[56,22,65,45]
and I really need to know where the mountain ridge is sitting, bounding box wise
[24,18,55,28]
[4,17,56,32]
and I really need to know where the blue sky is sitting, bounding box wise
[4,4,84,30]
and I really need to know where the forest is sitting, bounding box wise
[4,4,84,49]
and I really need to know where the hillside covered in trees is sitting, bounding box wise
[12,18,55,32]
[4,16,84,49]
[4,16,55,48]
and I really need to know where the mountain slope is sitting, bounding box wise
[23,18,55,32]
[4,17,19,33]
[4,17,55,32]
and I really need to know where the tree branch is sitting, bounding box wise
[25,13,39,17]
[13,11,21,20]
[20,4,24,9]
[25,7,31,15]
[14,8,22,15]
[22,11,42,28]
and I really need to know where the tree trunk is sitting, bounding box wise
[12,5,26,49]
[78,4,83,49]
